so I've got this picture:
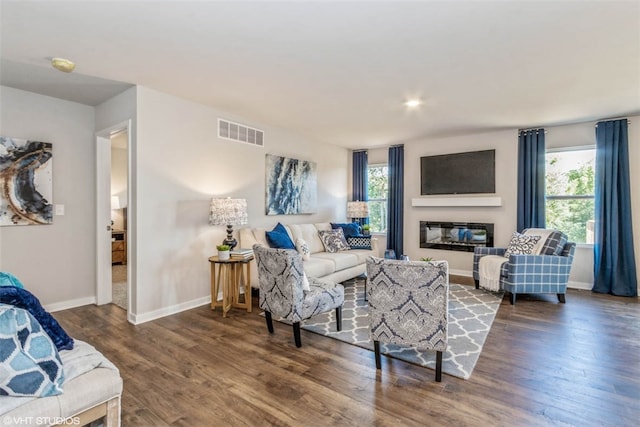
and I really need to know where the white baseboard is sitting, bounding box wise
[46,296,97,313]
[567,280,592,290]
[128,295,212,325]
[450,269,472,277]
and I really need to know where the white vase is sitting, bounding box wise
[218,250,230,261]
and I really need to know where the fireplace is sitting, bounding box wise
[420,221,494,252]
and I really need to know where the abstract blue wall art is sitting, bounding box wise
[0,137,53,226]
[265,154,317,215]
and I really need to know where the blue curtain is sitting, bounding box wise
[352,150,368,226]
[517,129,546,231]
[387,145,404,259]
[593,119,637,296]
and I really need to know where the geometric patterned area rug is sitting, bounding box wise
[298,279,504,380]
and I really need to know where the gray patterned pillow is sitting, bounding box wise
[318,229,350,253]
[504,232,542,258]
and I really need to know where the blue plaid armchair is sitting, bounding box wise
[253,244,344,348]
[473,230,576,305]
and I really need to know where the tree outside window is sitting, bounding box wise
[367,165,388,233]
[545,148,595,244]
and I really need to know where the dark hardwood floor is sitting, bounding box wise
[54,284,640,427]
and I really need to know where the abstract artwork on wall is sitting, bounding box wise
[0,136,53,226]
[265,154,317,215]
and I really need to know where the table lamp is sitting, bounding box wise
[209,198,248,250]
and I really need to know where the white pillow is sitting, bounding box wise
[504,232,542,258]
[302,272,310,292]
[295,237,311,261]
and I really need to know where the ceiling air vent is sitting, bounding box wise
[218,118,264,147]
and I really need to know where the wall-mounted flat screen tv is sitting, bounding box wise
[420,149,495,195]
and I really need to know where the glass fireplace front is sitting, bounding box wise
[420,221,494,252]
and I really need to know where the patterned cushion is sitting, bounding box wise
[265,223,296,249]
[0,272,25,289]
[253,245,344,323]
[295,238,311,261]
[503,232,542,258]
[0,287,74,351]
[318,229,350,253]
[330,222,362,238]
[346,235,372,250]
[541,230,568,256]
[0,304,65,397]
[366,257,448,352]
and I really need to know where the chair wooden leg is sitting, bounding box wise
[435,351,443,382]
[335,306,342,331]
[474,279,479,289]
[510,293,516,305]
[265,311,274,333]
[374,340,381,369]
[558,293,566,304]
[293,322,302,348]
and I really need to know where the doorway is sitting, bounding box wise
[96,120,132,318]
[110,130,128,310]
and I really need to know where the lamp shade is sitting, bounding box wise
[209,198,248,226]
[347,201,369,218]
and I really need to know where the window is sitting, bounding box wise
[545,147,595,244]
[367,164,388,233]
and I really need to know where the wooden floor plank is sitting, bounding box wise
[54,286,640,426]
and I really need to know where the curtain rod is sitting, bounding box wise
[518,128,548,134]
[595,117,631,127]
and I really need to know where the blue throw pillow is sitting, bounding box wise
[331,222,362,238]
[265,223,296,249]
[0,304,65,397]
[0,272,25,289]
[0,287,74,351]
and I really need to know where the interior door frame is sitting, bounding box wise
[96,120,131,309]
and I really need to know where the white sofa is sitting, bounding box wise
[240,222,379,289]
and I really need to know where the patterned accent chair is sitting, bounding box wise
[253,244,344,348]
[473,229,576,305]
[366,257,449,382]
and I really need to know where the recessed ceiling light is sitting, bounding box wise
[51,57,76,73]
[404,99,422,108]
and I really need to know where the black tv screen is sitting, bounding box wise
[420,149,495,195]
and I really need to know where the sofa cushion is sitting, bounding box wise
[318,229,350,253]
[0,287,74,352]
[312,252,361,271]
[288,224,325,254]
[0,304,65,397]
[303,257,336,278]
[0,273,25,289]
[266,223,296,249]
[504,232,542,258]
[331,222,362,238]
[346,235,372,250]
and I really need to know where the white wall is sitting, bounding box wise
[404,129,518,275]
[133,86,349,320]
[0,86,97,309]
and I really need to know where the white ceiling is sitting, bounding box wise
[1,1,639,149]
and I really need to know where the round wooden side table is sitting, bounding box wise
[208,255,254,317]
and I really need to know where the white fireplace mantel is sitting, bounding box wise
[411,196,502,207]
